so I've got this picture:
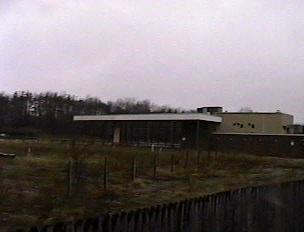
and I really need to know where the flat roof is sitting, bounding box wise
[213,132,304,137]
[217,112,292,116]
[73,113,222,123]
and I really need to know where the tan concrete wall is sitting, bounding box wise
[216,113,293,134]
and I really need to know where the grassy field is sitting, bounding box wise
[1,139,304,231]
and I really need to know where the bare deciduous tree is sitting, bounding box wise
[239,107,253,112]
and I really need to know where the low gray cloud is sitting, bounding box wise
[1,0,303,121]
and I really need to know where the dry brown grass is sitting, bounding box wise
[1,139,304,231]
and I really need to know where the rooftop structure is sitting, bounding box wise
[196,107,223,115]
[287,124,304,134]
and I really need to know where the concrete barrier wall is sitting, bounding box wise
[17,179,304,232]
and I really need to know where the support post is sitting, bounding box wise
[196,120,200,152]
[126,122,130,145]
[170,121,174,145]
[147,121,151,145]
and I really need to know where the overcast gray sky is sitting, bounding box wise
[1,0,303,122]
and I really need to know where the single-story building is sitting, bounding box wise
[73,107,301,153]
[73,113,222,149]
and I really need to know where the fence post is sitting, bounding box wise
[65,143,70,156]
[170,154,175,173]
[151,144,155,153]
[153,152,158,179]
[0,162,3,192]
[132,156,137,181]
[104,157,108,190]
[67,159,73,197]
[196,150,200,169]
[27,143,32,156]
[140,157,144,177]
[184,151,189,168]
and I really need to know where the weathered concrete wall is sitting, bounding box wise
[17,179,304,232]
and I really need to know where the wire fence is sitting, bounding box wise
[0,139,220,202]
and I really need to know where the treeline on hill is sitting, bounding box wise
[0,91,182,136]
